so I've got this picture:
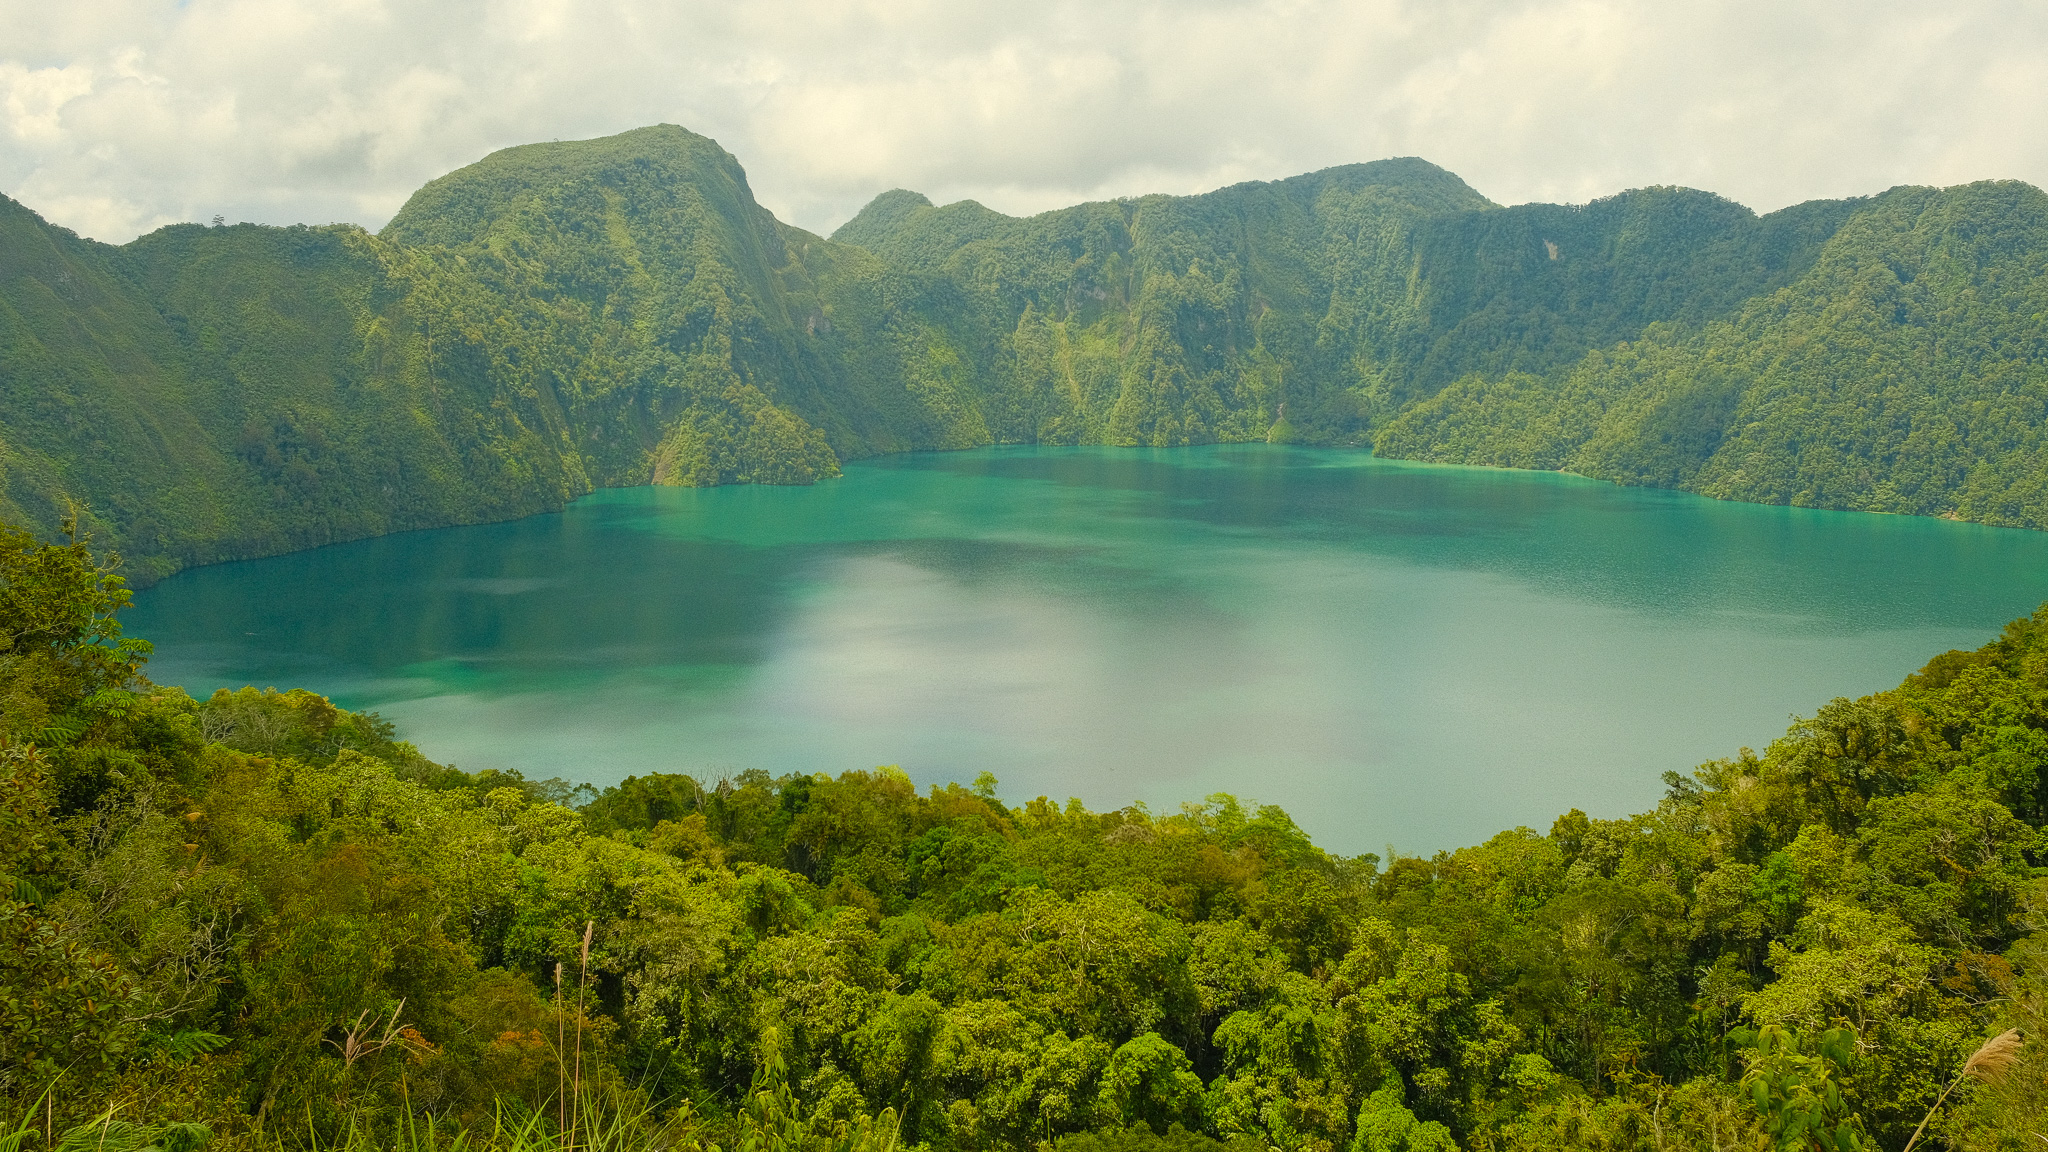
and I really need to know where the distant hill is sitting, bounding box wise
[5,124,2048,580]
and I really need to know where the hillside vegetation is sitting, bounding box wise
[6,126,2048,580]
[8,521,2048,1149]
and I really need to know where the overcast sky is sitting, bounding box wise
[4,0,2045,244]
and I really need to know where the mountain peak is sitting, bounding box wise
[381,123,754,249]
[831,189,937,248]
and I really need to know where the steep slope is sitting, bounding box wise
[377,124,999,486]
[832,158,1499,445]
[0,196,591,581]
[6,124,2048,579]
[381,125,839,486]
[113,223,586,565]
[0,127,979,578]
[835,176,1865,444]
[1376,186,1861,394]
[1375,181,2048,527]
[0,195,226,577]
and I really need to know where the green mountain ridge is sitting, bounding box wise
[5,124,2048,582]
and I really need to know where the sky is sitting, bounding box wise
[3,0,2045,245]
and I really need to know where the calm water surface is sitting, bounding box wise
[129,446,2048,854]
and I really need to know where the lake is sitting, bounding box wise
[128,445,2048,855]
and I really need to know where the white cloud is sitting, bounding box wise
[2,0,2044,242]
[1,62,96,143]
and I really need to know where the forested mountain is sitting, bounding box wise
[6,125,2048,582]
[1375,182,2048,522]
[7,513,2048,1149]
[0,128,884,583]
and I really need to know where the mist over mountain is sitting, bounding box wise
[5,124,2047,581]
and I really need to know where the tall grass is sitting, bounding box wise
[3,1085,690,1152]
[3,1099,210,1152]
[301,1087,687,1152]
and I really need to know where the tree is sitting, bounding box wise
[1735,1025,1867,1152]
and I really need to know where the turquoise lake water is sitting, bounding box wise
[127,445,2048,854]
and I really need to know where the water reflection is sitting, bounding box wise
[130,445,2048,853]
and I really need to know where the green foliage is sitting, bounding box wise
[1374,182,2048,529]
[138,1031,230,1064]
[13,524,2048,1148]
[50,1118,212,1152]
[723,1028,900,1152]
[1056,1125,1263,1152]
[1735,1025,1867,1150]
[0,516,148,739]
[1349,1076,1455,1152]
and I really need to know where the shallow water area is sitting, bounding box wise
[129,445,2048,854]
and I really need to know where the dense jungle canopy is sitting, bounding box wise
[6,125,2048,583]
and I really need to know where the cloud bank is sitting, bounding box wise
[4,0,2044,243]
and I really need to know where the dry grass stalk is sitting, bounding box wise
[323,998,425,1067]
[1962,1028,2023,1085]
[1902,1029,2028,1152]
[555,961,566,1138]
[571,920,594,1152]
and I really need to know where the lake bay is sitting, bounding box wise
[128,445,2048,854]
